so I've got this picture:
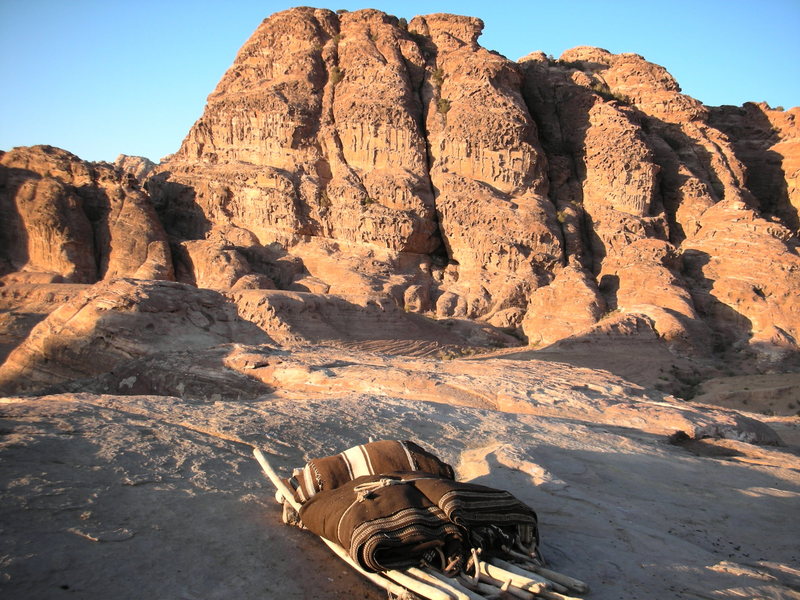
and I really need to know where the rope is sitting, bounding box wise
[353,477,409,501]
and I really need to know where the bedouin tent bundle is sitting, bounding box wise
[255,439,590,599]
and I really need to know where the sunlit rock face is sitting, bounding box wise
[1,145,173,283]
[2,8,799,391]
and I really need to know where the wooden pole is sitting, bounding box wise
[478,561,547,594]
[253,447,302,512]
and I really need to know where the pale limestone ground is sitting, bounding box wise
[1,350,799,600]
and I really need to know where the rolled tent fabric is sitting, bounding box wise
[286,440,455,503]
[287,441,540,574]
[298,473,465,574]
[410,476,539,553]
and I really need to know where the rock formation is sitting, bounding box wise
[2,8,799,396]
[0,279,270,394]
[1,146,173,283]
[2,351,798,599]
[144,8,799,380]
[114,154,156,182]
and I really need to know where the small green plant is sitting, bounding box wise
[590,80,611,96]
[590,80,630,104]
[437,98,451,115]
[431,67,445,87]
[397,17,408,30]
[360,195,377,207]
[612,91,631,104]
[368,32,377,42]
[335,8,349,14]
[409,31,427,46]
[558,59,584,70]
[318,190,332,210]
[556,209,568,224]
[329,65,343,85]
[599,307,621,319]
[332,33,342,44]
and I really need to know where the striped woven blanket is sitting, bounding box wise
[299,473,465,573]
[298,471,538,574]
[286,440,455,503]
[412,476,539,552]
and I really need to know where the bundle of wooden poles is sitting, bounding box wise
[254,448,589,600]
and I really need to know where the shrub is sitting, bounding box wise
[409,31,427,46]
[318,190,332,210]
[590,80,630,104]
[329,65,343,85]
[431,67,445,87]
[437,98,451,115]
[397,17,408,30]
[558,59,584,70]
[590,80,611,96]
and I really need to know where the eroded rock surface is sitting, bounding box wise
[1,10,799,600]
[2,9,798,388]
[2,356,798,599]
[0,279,269,394]
[1,146,173,284]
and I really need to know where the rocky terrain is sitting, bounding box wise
[1,7,799,600]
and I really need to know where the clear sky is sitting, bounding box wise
[1,0,798,163]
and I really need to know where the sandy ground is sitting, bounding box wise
[1,349,799,600]
[692,373,800,417]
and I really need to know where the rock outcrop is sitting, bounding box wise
[0,146,173,283]
[1,8,799,395]
[114,154,157,182]
[0,279,269,394]
[518,47,800,373]
[2,352,798,599]
[0,277,516,396]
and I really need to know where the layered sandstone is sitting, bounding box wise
[3,360,798,599]
[0,146,173,283]
[114,154,156,182]
[517,47,800,371]
[709,102,800,231]
[2,10,800,600]
[0,277,514,396]
[0,279,270,394]
[1,8,799,396]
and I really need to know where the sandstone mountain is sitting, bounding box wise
[2,8,798,398]
[1,8,799,600]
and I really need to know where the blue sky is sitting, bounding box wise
[1,0,798,163]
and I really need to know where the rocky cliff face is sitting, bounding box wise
[1,146,173,283]
[1,7,799,396]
